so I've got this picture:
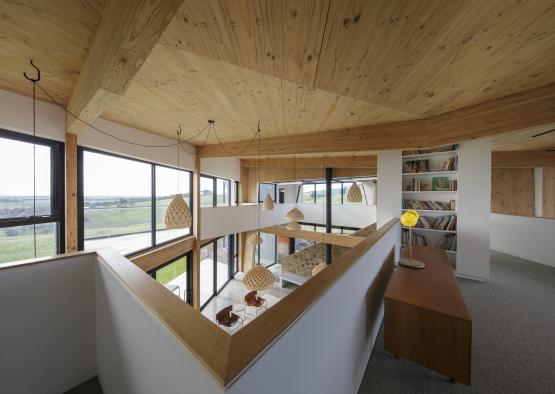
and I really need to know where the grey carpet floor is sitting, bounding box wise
[358,250,555,394]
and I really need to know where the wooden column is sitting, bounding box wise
[65,133,78,252]
[192,156,201,310]
[543,167,555,218]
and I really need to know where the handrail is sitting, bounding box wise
[99,217,398,386]
[1,218,399,387]
[0,250,97,272]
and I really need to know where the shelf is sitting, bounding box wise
[402,209,457,214]
[402,227,456,234]
[402,190,457,193]
[402,171,458,176]
[402,150,458,160]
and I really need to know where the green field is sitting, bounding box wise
[154,256,187,285]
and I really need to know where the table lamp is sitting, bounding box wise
[399,210,426,269]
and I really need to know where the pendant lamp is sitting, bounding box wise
[312,262,327,276]
[286,207,304,221]
[165,126,192,228]
[244,122,275,291]
[346,181,363,203]
[262,193,274,210]
[286,220,301,231]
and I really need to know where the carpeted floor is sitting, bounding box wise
[358,250,555,394]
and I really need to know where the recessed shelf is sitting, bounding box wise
[402,227,456,234]
[402,171,458,176]
[402,150,458,160]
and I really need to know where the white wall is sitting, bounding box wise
[201,204,293,239]
[0,255,97,394]
[227,222,400,394]
[0,88,65,141]
[377,150,401,227]
[201,157,241,181]
[491,214,555,267]
[95,249,223,394]
[298,203,377,228]
[457,139,491,279]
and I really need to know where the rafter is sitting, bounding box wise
[199,84,555,157]
[66,0,183,133]
[492,150,555,168]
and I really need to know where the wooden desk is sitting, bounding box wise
[384,246,472,384]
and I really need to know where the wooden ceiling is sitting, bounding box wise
[0,0,554,153]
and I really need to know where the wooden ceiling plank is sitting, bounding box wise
[492,151,555,168]
[198,83,555,157]
[241,155,377,169]
[65,0,183,133]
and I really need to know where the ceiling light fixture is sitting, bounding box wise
[165,126,192,229]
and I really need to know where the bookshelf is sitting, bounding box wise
[401,145,458,265]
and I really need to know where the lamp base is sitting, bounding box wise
[398,258,426,269]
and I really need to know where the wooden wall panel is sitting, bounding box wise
[65,133,78,252]
[543,167,555,218]
[491,168,535,217]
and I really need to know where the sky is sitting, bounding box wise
[0,138,51,196]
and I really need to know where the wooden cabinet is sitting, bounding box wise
[384,246,472,384]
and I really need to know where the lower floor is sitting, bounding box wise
[359,250,555,393]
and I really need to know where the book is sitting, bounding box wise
[432,176,450,191]
[402,144,458,156]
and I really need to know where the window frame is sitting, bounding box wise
[257,182,277,203]
[148,251,193,305]
[78,147,193,256]
[200,234,235,310]
[295,179,371,205]
[0,128,65,258]
[256,231,278,268]
[200,174,232,207]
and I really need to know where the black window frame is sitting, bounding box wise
[0,128,65,260]
[200,174,232,207]
[78,147,193,256]
[256,231,278,268]
[258,182,277,203]
[200,234,235,310]
[295,180,370,205]
[148,251,193,305]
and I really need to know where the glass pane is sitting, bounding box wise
[315,184,326,204]
[216,237,229,289]
[155,255,188,300]
[216,178,230,206]
[259,233,276,266]
[200,176,214,207]
[0,223,57,264]
[200,243,214,306]
[302,184,315,203]
[83,151,152,255]
[0,137,52,218]
[343,180,364,205]
[259,183,275,202]
[156,166,191,244]
[331,182,342,204]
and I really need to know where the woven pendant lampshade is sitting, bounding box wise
[243,264,275,291]
[312,262,327,276]
[262,193,274,210]
[286,220,301,231]
[346,181,363,203]
[247,233,263,245]
[164,194,192,229]
[286,207,304,221]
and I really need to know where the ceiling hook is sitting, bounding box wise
[23,60,41,82]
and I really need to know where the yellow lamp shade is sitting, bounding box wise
[401,210,419,228]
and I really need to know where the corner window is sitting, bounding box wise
[0,130,64,264]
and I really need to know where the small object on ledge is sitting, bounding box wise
[399,210,426,268]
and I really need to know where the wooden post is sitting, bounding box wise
[65,133,78,252]
[192,155,201,310]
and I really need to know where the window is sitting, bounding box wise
[0,130,64,264]
[200,175,232,207]
[200,234,235,309]
[234,181,239,206]
[200,176,214,207]
[315,184,326,204]
[150,253,191,304]
[156,165,192,244]
[331,182,342,204]
[79,148,192,256]
[216,178,230,206]
[257,232,277,267]
[301,184,315,203]
[258,183,276,203]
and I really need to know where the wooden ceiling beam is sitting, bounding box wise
[492,150,555,168]
[65,0,183,133]
[241,156,377,169]
[198,84,555,157]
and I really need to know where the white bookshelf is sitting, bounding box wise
[401,146,458,265]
